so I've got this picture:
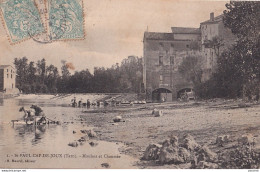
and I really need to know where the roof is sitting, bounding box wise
[171,27,201,34]
[144,32,175,40]
[200,14,224,25]
[0,65,14,69]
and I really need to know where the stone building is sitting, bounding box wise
[143,12,236,102]
[143,28,201,102]
[0,65,16,93]
[200,13,237,80]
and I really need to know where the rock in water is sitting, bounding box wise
[68,142,78,147]
[89,141,98,147]
[142,144,161,160]
[87,129,97,138]
[78,137,87,142]
[113,116,122,122]
[152,109,163,117]
[80,130,88,134]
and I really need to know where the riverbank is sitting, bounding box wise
[1,95,260,168]
[0,92,19,99]
[79,99,260,168]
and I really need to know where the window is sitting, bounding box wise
[171,43,174,48]
[11,70,12,73]
[11,74,12,78]
[170,56,174,65]
[160,75,163,84]
[186,44,190,48]
[7,74,8,78]
[159,56,163,65]
[12,84,13,88]
[7,69,8,72]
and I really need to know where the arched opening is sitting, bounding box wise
[177,88,195,100]
[152,88,172,102]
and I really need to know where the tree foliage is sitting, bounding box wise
[196,1,260,100]
[13,56,143,94]
[224,1,260,60]
[178,55,203,85]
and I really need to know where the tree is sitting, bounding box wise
[61,60,71,79]
[13,56,143,94]
[27,61,36,84]
[14,57,29,91]
[119,56,143,93]
[223,1,260,100]
[46,65,59,93]
[178,55,203,85]
[208,36,224,58]
[57,60,71,93]
[36,58,46,84]
[67,69,93,93]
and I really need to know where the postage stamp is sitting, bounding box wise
[47,0,85,41]
[0,0,44,44]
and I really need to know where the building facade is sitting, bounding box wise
[0,65,16,93]
[143,12,236,102]
[143,28,201,102]
[200,13,237,80]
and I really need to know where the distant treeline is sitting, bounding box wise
[14,56,143,94]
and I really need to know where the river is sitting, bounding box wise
[0,98,137,169]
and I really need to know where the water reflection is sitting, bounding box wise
[0,98,3,106]
[13,123,48,146]
[34,125,46,144]
[0,98,73,149]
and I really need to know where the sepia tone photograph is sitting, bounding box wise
[0,0,259,169]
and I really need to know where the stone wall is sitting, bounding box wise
[144,38,200,101]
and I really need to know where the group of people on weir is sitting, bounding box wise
[70,97,147,108]
[71,97,109,108]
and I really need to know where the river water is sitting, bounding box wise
[0,98,137,169]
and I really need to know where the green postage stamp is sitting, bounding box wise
[48,0,85,41]
[0,0,44,44]
[0,0,85,44]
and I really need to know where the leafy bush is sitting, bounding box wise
[218,145,260,169]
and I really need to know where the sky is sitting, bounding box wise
[0,0,228,73]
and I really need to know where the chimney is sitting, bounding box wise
[210,12,214,21]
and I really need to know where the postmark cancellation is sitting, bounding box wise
[0,0,85,45]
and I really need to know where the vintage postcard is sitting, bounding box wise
[0,0,259,170]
